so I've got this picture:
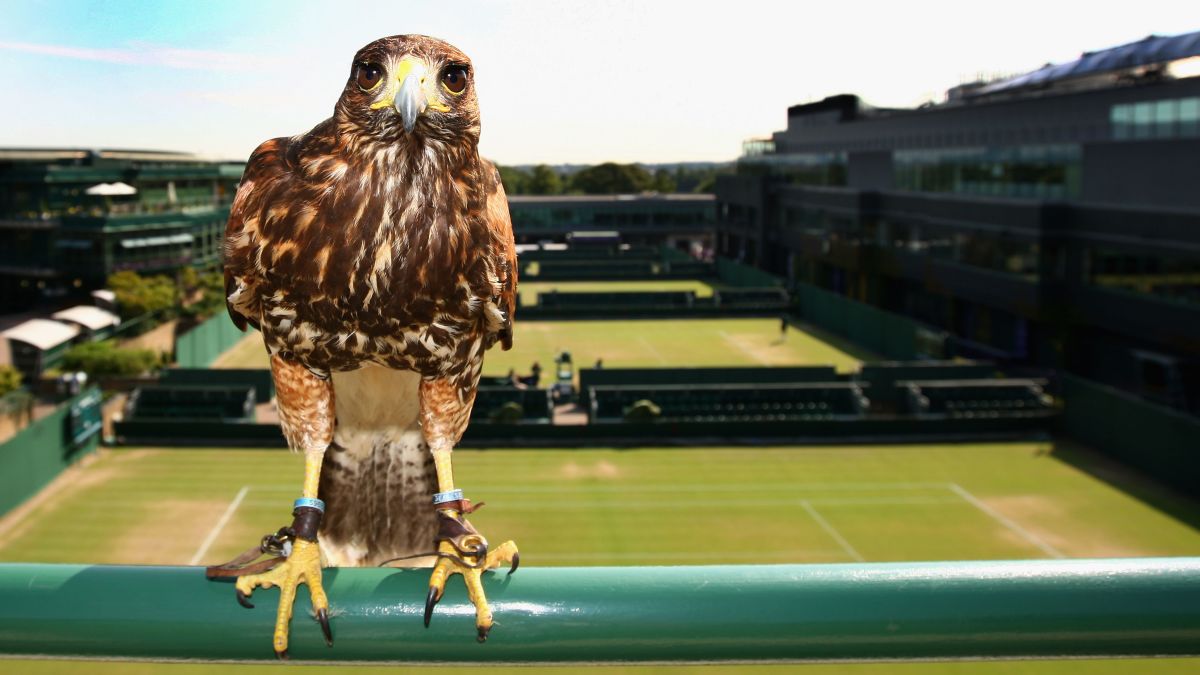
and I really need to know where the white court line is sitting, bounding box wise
[528,549,845,561]
[800,500,865,562]
[189,485,249,566]
[636,336,667,365]
[249,481,953,494]
[947,483,1065,559]
[485,497,962,510]
[718,330,770,365]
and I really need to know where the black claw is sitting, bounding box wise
[477,625,490,643]
[508,552,520,576]
[275,648,289,661]
[317,608,333,646]
[475,543,488,562]
[236,589,254,609]
[423,586,440,627]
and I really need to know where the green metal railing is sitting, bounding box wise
[1,558,1199,664]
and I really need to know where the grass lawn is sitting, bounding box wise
[516,279,724,305]
[211,330,266,369]
[485,317,872,376]
[3,442,1199,674]
[213,317,874,375]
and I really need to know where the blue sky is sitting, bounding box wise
[0,0,1196,164]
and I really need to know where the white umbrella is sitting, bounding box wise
[85,182,138,196]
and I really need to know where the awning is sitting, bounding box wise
[52,305,121,331]
[2,319,80,351]
[91,289,116,304]
[119,233,195,249]
[85,182,138,196]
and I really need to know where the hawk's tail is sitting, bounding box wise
[318,365,438,567]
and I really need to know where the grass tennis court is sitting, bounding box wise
[214,317,874,374]
[517,279,724,304]
[3,442,1200,674]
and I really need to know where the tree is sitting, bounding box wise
[526,164,562,195]
[569,163,653,194]
[107,271,179,320]
[652,168,676,193]
[693,174,718,193]
[62,341,160,379]
[497,166,531,195]
[180,269,227,321]
[179,266,201,293]
[0,365,21,397]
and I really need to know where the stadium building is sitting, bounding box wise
[716,31,1200,414]
[0,150,714,311]
[0,148,244,311]
[508,193,715,250]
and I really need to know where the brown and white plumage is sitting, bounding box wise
[218,35,517,650]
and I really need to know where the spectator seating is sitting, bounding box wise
[471,386,554,424]
[588,383,870,424]
[578,366,839,409]
[126,385,256,420]
[712,288,789,311]
[537,291,696,310]
[901,379,1054,417]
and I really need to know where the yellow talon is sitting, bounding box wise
[235,538,330,658]
[423,510,518,641]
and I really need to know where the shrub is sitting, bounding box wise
[488,401,525,424]
[623,399,662,423]
[0,365,22,396]
[62,341,160,379]
[107,270,180,321]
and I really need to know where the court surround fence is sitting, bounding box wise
[1061,375,1200,497]
[0,387,102,516]
[174,313,246,368]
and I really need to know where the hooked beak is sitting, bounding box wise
[396,73,426,133]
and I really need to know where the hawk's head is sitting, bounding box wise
[335,35,480,147]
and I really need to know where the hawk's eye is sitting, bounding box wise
[356,62,384,91]
[441,65,469,95]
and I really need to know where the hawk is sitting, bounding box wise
[213,35,518,657]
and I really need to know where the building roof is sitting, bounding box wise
[0,147,243,164]
[2,319,80,350]
[509,193,714,204]
[978,30,1200,96]
[52,306,121,331]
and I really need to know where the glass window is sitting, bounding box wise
[1133,102,1155,139]
[875,219,1039,279]
[737,152,847,187]
[894,145,1080,199]
[1112,97,1199,141]
[1180,97,1200,138]
[1111,104,1132,140]
[1087,246,1200,307]
[1154,99,1178,138]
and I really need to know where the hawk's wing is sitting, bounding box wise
[223,138,290,332]
[483,160,517,351]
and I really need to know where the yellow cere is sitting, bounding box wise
[393,57,418,83]
[368,56,450,113]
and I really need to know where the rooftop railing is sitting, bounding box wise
[1,558,1198,664]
